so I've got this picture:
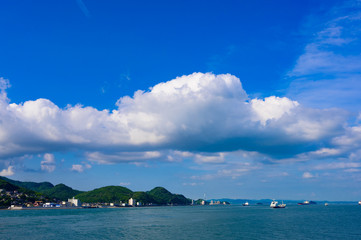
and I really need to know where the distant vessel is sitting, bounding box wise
[298,200,310,205]
[242,202,249,206]
[270,200,286,208]
[8,205,23,210]
[325,203,328,206]
[358,201,361,205]
[298,200,317,205]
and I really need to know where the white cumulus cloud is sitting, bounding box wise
[251,96,299,125]
[0,72,355,167]
[0,166,14,176]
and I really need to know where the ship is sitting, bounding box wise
[242,202,249,206]
[358,201,361,205]
[8,205,23,210]
[298,200,310,205]
[297,200,317,205]
[270,200,286,208]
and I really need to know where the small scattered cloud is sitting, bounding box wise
[302,172,316,179]
[0,77,10,92]
[286,4,361,110]
[71,162,91,173]
[86,151,162,164]
[71,164,84,173]
[194,153,225,164]
[41,153,56,173]
[313,162,361,170]
[182,182,204,186]
[0,166,14,176]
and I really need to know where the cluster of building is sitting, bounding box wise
[2,188,231,210]
[190,199,229,206]
[0,188,42,209]
[209,200,228,205]
[40,197,143,209]
[4,194,157,210]
[41,197,82,208]
[84,198,144,208]
[7,197,83,210]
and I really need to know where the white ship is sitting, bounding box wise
[8,205,23,210]
[358,201,361,205]
[270,200,286,208]
[242,202,249,206]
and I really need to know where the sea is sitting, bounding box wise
[1,204,361,240]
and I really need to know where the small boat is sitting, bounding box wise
[298,200,310,205]
[358,201,361,205]
[278,201,286,208]
[242,202,249,206]
[325,203,328,206]
[270,200,286,208]
[8,205,23,210]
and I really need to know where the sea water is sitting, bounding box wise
[1,204,361,239]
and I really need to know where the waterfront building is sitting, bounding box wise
[43,202,57,207]
[128,198,136,206]
[34,201,43,207]
[68,197,81,207]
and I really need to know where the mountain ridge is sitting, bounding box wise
[0,177,191,205]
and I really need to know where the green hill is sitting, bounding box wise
[148,187,191,205]
[75,186,133,203]
[131,191,155,204]
[0,176,54,192]
[42,184,84,201]
[75,186,191,205]
[0,179,45,208]
[0,177,192,206]
[0,178,38,195]
[0,177,83,201]
[0,178,21,192]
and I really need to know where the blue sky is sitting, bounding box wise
[1,0,361,201]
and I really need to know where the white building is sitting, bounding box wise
[128,198,135,206]
[68,197,81,207]
[43,202,56,208]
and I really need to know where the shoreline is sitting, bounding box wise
[0,204,195,211]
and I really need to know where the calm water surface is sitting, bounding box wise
[1,204,361,239]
